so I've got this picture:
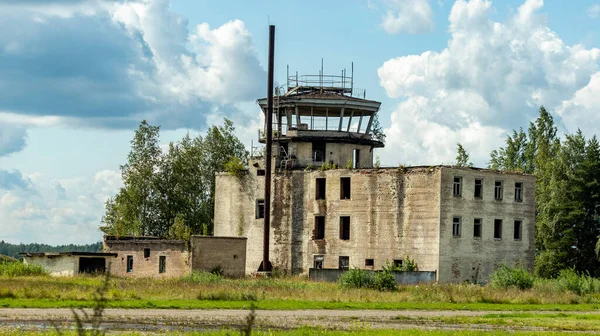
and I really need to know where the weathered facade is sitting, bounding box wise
[102,235,247,278]
[103,236,190,278]
[21,252,117,277]
[214,72,535,283]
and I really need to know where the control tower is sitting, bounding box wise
[256,70,384,170]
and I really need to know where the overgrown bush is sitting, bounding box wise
[0,261,46,277]
[382,256,418,272]
[556,268,600,295]
[374,270,397,291]
[490,264,534,290]
[338,268,374,289]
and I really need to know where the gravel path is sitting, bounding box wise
[0,308,596,333]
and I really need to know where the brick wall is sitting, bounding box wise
[103,240,191,278]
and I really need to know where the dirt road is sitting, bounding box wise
[0,308,595,333]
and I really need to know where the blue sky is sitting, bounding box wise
[0,0,599,245]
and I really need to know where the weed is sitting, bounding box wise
[490,264,534,290]
[0,262,46,277]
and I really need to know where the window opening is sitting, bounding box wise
[257,169,265,176]
[495,181,503,200]
[256,199,265,219]
[339,216,350,240]
[314,216,325,240]
[316,178,326,200]
[494,219,503,239]
[126,256,133,273]
[452,217,461,237]
[313,255,324,269]
[473,218,482,238]
[353,149,360,169]
[474,179,483,198]
[159,256,166,273]
[365,259,374,267]
[144,248,150,258]
[453,177,462,196]
[393,259,403,268]
[340,177,351,199]
[312,142,326,162]
[514,220,522,240]
[515,182,523,202]
[339,256,349,270]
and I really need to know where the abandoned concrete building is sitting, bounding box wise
[102,235,247,278]
[214,73,536,283]
[21,252,118,277]
[22,235,247,278]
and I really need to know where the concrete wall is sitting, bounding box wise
[23,255,117,277]
[104,240,190,278]
[23,255,79,276]
[308,268,436,284]
[438,167,536,283]
[215,166,442,276]
[190,236,247,277]
[288,142,373,169]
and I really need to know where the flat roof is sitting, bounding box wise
[20,252,118,257]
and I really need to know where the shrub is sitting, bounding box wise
[489,264,534,290]
[0,261,47,277]
[185,270,222,284]
[374,270,397,291]
[556,268,600,295]
[338,268,374,289]
[224,156,246,177]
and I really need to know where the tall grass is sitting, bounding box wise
[0,262,46,277]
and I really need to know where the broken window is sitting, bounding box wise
[316,178,326,200]
[313,255,324,269]
[473,218,482,238]
[312,142,326,162]
[126,255,133,273]
[256,199,265,219]
[339,216,350,240]
[453,177,462,196]
[144,248,150,258]
[340,177,351,199]
[514,220,522,240]
[365,259,374,267]
[494,219,503,239]
[452,217,461,237]
[393,259,403,268]
[159,256,166,273]
[257,169,265,176]
[514,182,523,202]
[494,181,503,200]
[474,179,483,199]
[314,216,325,240]
[339,256,349,270]
[353,149,360,169]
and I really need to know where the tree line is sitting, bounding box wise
[0,241,102,260]
[100,118,247,238]
[481,107,600,277]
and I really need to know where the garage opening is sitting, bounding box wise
[79,257,106,274]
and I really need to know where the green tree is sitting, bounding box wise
[371,113,386,144]
[101,118,247,238]
[454,143,473,167]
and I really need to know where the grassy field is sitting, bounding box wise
[1,272,600,311]
[0,328,598,335]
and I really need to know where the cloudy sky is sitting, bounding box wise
[0,0,599,245]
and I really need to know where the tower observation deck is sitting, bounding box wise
[256,69,384,170]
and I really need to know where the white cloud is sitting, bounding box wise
[0,169,122,244]
[588,4,600,19]
[380,0,435,34]
[0,0,265,131]
[377,0,600,166]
